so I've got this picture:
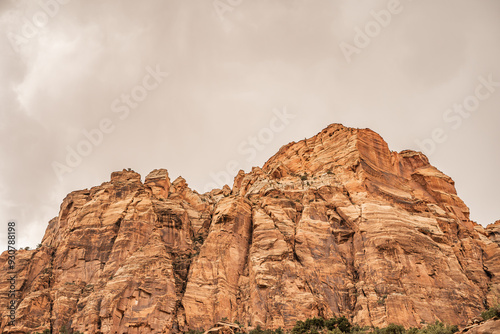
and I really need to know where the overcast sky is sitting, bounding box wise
[1,0,499,250]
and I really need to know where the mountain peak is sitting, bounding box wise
[0,124,497,333]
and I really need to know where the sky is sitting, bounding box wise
[0,0,499,250]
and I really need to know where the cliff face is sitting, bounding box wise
[1,124,499,333]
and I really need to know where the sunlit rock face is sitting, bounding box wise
[1,124,499,333]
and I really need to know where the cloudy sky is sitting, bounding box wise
[0,0,499,250]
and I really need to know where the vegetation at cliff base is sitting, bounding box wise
[246,317,458,334]
[291,316,351,334]
[481,304,500,320]
[28,317,461,334]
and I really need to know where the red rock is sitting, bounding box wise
[1,124,499,333]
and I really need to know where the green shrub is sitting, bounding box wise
[59,325,68,334]
[325,316,351,333]
[377,295,388,305]
[249,325,284,334]
[250,325,264,334]
[328,328,343,334]
[292,316,352,334]
[305,317,325,330]
[481,305,500,320]
[292,321,307,334]
[382,323,405,334]
[289,316,458,334]
[417,321,458,334]
[350,325,371,334]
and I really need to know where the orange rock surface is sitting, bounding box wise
[1,124,499,333]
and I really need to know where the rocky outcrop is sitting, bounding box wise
[1,124,500,333]
[460,318,500,334]
[480,221,500,246]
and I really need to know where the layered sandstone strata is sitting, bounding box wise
[1,124,499,333]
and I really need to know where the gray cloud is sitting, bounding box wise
[1,0,499,250]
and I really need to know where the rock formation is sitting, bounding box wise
[459,318,500,334]
[1,124,499,333]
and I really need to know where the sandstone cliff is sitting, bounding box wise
[1,124,499,333]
